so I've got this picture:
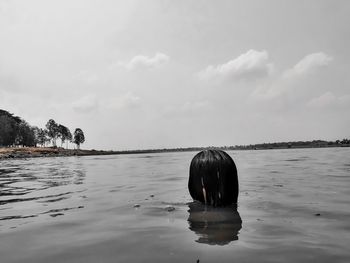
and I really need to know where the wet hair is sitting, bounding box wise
[188,149,238,207]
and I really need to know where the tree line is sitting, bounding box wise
[225,139,350,150]
[0,109,85,149]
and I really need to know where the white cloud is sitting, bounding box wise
[284,52,333,77]
[106,92,141,110]
[198,49,274,82]
[250,84,279,101]
[307,92,336,108]
[162,100,211,119]
[123,53,170,70]
[307,92,350,108]
[72,94,99,113]
[251,52,334,103]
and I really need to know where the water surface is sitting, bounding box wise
[1,148,349,262]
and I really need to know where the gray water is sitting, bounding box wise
[0,148,349,263]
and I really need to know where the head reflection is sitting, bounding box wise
[187,201,242,245]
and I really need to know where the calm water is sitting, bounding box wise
[0,148,349,263]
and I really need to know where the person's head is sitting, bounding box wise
[188,149,238,207]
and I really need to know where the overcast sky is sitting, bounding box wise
[1,0,349,150]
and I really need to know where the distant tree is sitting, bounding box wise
[0,109,21,123]
[36,128,49,147]
[341,138,350,144]
[1,110,81,149]
[0,115,17,146]
[0,110,22,147]
[58,124,72,148]
[73,128,85,149]
[16,121,36,147]
[32,126,40,146]
[45,119,59,147]
[66,129,72,149]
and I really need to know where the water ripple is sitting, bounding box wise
[0,157,86,228]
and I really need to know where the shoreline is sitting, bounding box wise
[1,144,349,160]
[0,147,122,160]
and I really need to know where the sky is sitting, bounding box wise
[1,0,349,150]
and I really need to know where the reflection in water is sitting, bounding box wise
[187,201,242,245]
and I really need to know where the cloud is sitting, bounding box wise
[307,91,336,108]
[71,92,141,113]
[251,51,334,102]
[162,100,211,119]
[123,53,170,70]
[72,94,99,113]
[307,92,350,108]
[198,49,274,82]
[284,52,333,77]
[106,92,141,110]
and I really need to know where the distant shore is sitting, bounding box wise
[0,147,122,160]
[1,142,349,160]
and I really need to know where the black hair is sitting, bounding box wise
[188,149,238,207]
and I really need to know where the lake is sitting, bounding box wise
[1,148,349,263]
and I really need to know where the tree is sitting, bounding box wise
[0,110,21,147]
[45,119,59,147]
[0,115,17,146]
[341,138,350,144]
[16,121,36,147]
[32,126,40,146]
[1,110,79,149]
[36,128,49,147]
[73,128,85,149]
[58,124,72,148]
